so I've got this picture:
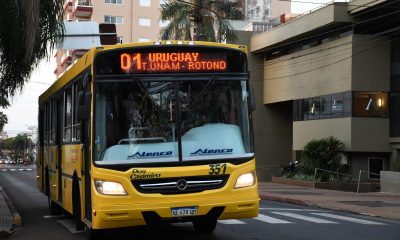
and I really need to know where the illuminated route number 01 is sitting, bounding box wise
[209,163,227,175]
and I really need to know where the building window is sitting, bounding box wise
[104,15,123,24]
[138,18,151,26]
[293,92,352,122]
[139,0,151,6]
[353,92,388,118]
[138,38,150,42]
[105,0,123,4]
[117,36,123,44]
[159,20,170,27]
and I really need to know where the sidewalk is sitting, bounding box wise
[0,186,21,238]
[258,182,400,220]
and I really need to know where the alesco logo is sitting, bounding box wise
[190,148,233,156]
[128,151,173,159]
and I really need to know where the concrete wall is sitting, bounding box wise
[233,31,293,181]
[348,0,387,13]
[380,171,400,193]
[293,117,391,152]
[270,0,291,19]
[351,118,391,152]
[251,4,351,52]
[262,35,353,104]
[352,35,391,92]
[293,118,351,151]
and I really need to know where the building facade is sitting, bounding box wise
[55,0,164,77]
[246,0,400,180]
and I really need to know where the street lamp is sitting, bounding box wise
[175,0,222,42]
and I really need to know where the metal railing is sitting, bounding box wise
[357,170,380,193]
[312,168,380,193]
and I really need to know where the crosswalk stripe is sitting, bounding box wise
[2,169,6,171]
[19,169,24,171]
[219,219,246,225]
[255,214,292,224]
[272,212,338,224]
[311,213,386,225]
[27,169,32,171]
[10,169,16,171]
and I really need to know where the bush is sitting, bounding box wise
[391,158,400,172]
[300,136,343,175]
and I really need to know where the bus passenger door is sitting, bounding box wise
[83,119,92,221]
[57,98,63,202]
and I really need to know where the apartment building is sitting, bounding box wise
[55,0,164,77]
[240,0,400,180]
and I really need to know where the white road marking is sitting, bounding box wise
[19,169,24,171]
[272,212,338,224]
[255,214,292,224]
[260,208,328,212]
[311,213,386,225]
[219,219,246,224]
[27,169,32,171]
[57,219,84,233]
[2,169,7,171]
[10,169,16,171]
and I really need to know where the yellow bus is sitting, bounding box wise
[37,41,259,238]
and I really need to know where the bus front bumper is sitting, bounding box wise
[91,195,259,229]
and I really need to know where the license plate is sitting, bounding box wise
[171,207,198,217]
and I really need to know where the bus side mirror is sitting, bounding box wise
[250,85,256,111]
[77,91,91,121]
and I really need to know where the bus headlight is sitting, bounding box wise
[95,180,127,195]
[234,172,256,189]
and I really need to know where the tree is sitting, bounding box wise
[0,0,64,110]
[3,134,31,162]
[301,136,344,175]
[160,0,244,42]
[0,112,7,132]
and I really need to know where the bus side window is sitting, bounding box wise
[64,87,72,143]
[73,81,82,142]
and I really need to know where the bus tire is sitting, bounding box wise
[72,176,84,231]
[48,196,62,215]
[193,218,217,234]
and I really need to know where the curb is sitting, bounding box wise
[259,193,310,206]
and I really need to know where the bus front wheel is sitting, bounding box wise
[193,218,217,234]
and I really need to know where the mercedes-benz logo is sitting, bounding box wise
[176,179,187,191]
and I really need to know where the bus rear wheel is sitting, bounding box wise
[193,218,217,234]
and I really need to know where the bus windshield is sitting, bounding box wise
[94,79,253,165]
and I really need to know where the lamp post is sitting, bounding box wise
[175,0,222,42]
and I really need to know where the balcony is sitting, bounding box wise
[60,51,73,66]
[73,0,93,18]
[64,0,73,11]
[72,49,88,58]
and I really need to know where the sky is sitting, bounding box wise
[0,0,344,137]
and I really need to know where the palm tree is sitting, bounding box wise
[0,112,7,132]
[0,0,64,106]
[160,0,244,42]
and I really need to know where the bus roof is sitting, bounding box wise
[38,41,247,104]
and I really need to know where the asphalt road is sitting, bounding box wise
[0,166,399,240]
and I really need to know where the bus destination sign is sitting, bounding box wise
[120,52,227,73]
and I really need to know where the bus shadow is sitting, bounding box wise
[97,223,219,240]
